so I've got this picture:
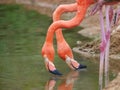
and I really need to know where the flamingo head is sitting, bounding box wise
[44,55,62,76]
[65,55,87,70]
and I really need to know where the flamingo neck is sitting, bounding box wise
[45,0,92,43]
[56,30,65,43]
[45,25,55,43]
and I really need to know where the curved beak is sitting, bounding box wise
[44,55,62,76]
[65,55,87,70]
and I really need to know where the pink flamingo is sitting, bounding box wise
[45,71,79,90]
[41,0,94,75]
[41,1,120,89]
[53,3,81,70]
[90,0,120,89]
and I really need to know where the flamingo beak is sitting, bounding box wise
[65,55,87,70]
[76,64,87,70]
[44,55,62,76]
[49,70,62,76]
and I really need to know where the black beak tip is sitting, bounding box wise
[49,70,63,76]
[76,64,87,70]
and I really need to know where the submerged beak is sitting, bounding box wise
[44,55,62,76]
[65,55,87,70]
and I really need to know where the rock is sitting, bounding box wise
[78,26,100,38]
[103,73,120,90]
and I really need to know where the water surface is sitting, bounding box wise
[0,4,102,90]
[0,54,100,90]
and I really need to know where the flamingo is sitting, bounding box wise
[41,2,120,88]
[90,0,120,89]
[45,71,79,90]
[53,3,80,70]
[41,0,94,75]
[54,3,88,72]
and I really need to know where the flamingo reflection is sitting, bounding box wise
[45,71,79,90]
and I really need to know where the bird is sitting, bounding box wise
[41,0,120,84]
[45,71,79,90]
[41,0,95,75]
[90,0,120,89]
[53,3,88,72]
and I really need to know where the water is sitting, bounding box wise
[0,4,105,90]
[0,54,99,90]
